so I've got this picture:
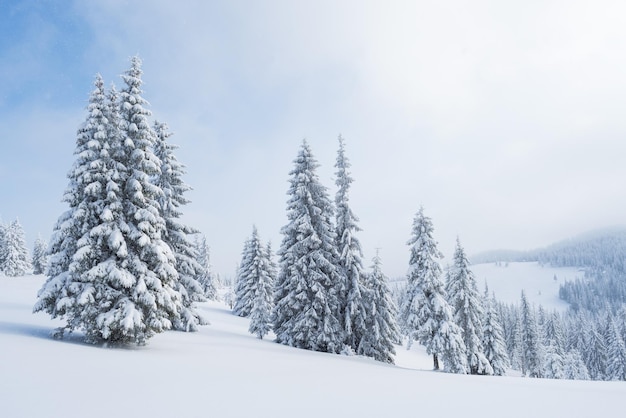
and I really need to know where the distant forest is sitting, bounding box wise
[471,227,626,312]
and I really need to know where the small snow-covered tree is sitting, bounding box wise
[334,135,368,351]
[583,321,608,380]
[400,207,467,373]
[233,232,256,317]
[248,239,276,339]
[153,120,206,331]
[1,219,32,276]
[0,219,6,272]
[272,141,343,353]
[32,235,48,275]
[520,291,544,378]
[195,234,219,300]
[605,315,626,381]
[542,312,566,379]
[446,238,493,375]
[482,288,510,376]
[234,226,276,329]
[563,350,590,380]
[358,251,400,364]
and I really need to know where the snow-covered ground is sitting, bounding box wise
[471,261,585,311]
[1,275,623,418]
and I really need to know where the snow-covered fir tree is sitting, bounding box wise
[234,226,276,329]
[563,350,590,380]
[153,120,206,331]
[0,219,32,276]
[519,291,544,378]
[35,60,184,345]
[542,312,566,379]
[446,238,493,375]
[400,207,467,373]
[248,237,276,339]
[334,135,368,351]
[36,73,129,340]
[605,315,626,381]
[233,231,256,317]
[583,320,608,380]
[482,287,510,376]
[195,234,218,300]
[0,219,6,271]
[32,235,48,275]
[272,141,344,353]
[358,251,400,363]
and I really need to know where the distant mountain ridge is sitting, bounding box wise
[470,226,626,271]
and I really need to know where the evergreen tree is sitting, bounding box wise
[446,238,492,375]
[563,350,590,380]
[520,291,544,377]
[195,234,218,300]
[583,321,608,380]
[0,219,6,272]
[272,141,343,353]
[233,232,256,317]
[248,237,276,339]
[400,207,467,373]
[1,219,32,276]
[153,120,206,331]
[35,61,183,345]
[358,251,400,364]
[334,135,368,351]
[482,287,510,376]
[542,312,566,379]
[605,315,626,381]
[32,235,49,275]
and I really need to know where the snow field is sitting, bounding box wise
[471,261,584,311]
[1,275,624,418]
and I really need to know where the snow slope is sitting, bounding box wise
[471,261,585,311]
[1,275,623,418]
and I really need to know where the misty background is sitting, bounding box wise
[2,0,626,278]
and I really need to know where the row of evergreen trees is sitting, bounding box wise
[34,57,218,344]
[0,218,48,277]
[496,295,626,380]
[231,139,512,372]
[232,139,401,363]
[397,213,509,374]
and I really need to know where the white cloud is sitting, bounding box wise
[5,0,626,277]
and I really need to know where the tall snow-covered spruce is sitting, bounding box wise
[272,141,344,353]
[153,120,207,331]
[34,58,189,344]
[334,135,368,352]
[400,207,467,373]
[446,238,493,375]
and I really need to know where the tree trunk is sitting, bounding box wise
[433,353,440,370]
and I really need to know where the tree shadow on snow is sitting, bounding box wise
[0,321,96,347]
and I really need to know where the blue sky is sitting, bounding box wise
[2,0,626,278]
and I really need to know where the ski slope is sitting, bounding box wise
[1,275,623,418]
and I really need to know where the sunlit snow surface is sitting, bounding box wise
[1,274,623,418]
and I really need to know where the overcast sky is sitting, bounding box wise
[2,0,626,278]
